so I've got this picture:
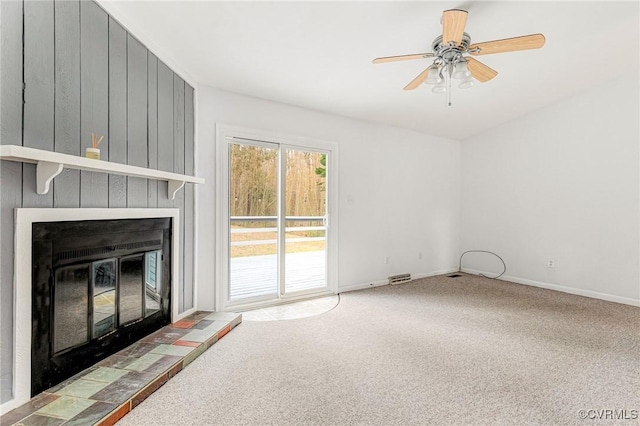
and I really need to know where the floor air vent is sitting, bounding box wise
[389,273,412,285]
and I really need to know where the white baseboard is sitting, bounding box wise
[337,268,459,294]
[338,279,389,293]
[461,268,640,307]
[412,268,460,280]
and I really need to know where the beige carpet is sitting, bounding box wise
[119,274,640,425]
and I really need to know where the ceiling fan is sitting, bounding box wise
[373,9,545,105]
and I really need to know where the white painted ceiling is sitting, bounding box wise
[104,1,639,140]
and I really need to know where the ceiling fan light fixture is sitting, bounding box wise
[459,77,474,89]
[432,83,446,94]
[372,8,545,106]
[424,66,443,85]
[452,60,471,79]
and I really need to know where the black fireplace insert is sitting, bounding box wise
[31,217,172,396]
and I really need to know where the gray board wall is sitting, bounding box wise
[0,0,196,403]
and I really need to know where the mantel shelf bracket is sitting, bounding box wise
[168,180,186,200]
[37,161,64,195]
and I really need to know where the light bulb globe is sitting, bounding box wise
[452,60,470,79]
[424,67,442,85]
[432,84,446,94]
[459,78,474,89]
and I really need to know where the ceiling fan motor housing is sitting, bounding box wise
[432,32,472,62]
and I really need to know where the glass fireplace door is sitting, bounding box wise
[92,259,117,339]
[53,265,90,354]
[32,217,172,397]
[52,251,163,357]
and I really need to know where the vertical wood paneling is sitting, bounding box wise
[184,86,194,176]
[176,188,186,312]
[1,1,197,399]
[80,0,109,207]
[108,18,127,208]
[0,0,23,402]
[0,0,23,147]
[127,35,148,207]
[184,85,195,310]
[173,76,185,175]
[147,53,159,208]
[53,0,81,208]
[0,162,21,404]
[173,76,185,312]
[157,61,174,208]
[23,0,54,208]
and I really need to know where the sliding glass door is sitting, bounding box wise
[224,138,331,307]
[283,148,327,294]
[229,142,279,300]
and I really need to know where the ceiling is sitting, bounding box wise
[103,1,639,140]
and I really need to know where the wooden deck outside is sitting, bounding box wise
[230,251,326,300]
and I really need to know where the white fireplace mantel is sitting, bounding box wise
[0,145,205,200]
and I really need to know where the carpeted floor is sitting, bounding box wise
[119,274,640,425]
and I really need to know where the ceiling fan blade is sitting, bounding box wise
[469,33,545,56]
[466,58,498,82]
[442,9,468,46]
[372,53,434,64]
[403,67,432,90]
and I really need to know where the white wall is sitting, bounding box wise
[460,76,640,305]
[196,87,461,309]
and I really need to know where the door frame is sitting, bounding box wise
[215,124,339,312]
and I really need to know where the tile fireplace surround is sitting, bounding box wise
[1,311,242,425]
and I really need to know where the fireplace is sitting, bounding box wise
[30,217,172,395]
[8,208,185,409]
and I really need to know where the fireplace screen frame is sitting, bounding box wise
[8,208,188,411]
[31,217,172,396]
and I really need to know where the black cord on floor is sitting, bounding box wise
[327,293,341,313]
[458,250,506,280]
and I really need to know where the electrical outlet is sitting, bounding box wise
[547,260,555,268]
[418,252,422,260]
[385,256,390,264]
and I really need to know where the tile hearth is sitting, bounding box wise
[1,311,241,426]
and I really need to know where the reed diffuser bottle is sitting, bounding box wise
[86,133,103,160]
